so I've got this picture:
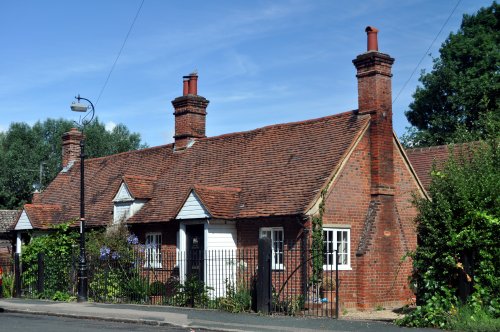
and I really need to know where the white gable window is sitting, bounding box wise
[259,227,284,270]
[113,182,145,224]
[323,228,350,270]
[145,232,162,268]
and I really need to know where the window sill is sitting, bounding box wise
[323,266,352,271]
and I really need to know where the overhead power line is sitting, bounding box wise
[393,0,462,105]
[95,0,146,105]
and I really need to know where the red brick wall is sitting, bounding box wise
[322,132,420,309]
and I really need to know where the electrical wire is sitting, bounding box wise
[95,0,145,105]
[392,0,462,105]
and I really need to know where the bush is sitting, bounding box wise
[148,281,165,296]
[21,222,78,299]
[398,141,499,328]
[178,274,212,307]
[218,279,252,313]
[2,272,14,298]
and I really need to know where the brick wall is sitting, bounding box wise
[322,132,420,309]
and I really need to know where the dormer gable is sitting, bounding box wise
[14,210,33,230]
[176,191,210,220]
[113,182,134,202]
[112,177,154,224]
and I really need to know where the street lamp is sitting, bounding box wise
[70,94,95,302]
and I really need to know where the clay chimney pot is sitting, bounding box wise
[365,26,379,52]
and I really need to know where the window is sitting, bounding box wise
[145,232,162,268]
[323,228,350,270]
[260,227,284,270]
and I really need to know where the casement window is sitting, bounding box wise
[259,227,284,270]
[323,228,350,270]
[145,232,162,268]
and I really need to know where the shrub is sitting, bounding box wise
[149,281,166,296]
[398,141,499,328]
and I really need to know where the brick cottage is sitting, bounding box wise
[13,27,426,309]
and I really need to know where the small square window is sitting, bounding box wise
[323,228,350,270]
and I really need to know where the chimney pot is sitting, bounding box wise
[365,26,379,52]
[188,73,198,95]
[183,77,189,96]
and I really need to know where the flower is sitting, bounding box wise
[111,251,120,260]
[127,234,139,245]
[99,246,111,260]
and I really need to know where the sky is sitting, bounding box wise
[0,0,494,147]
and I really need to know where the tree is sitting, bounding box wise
[0,118,147,209]
[398,141,499,328]
[402,2,500,147]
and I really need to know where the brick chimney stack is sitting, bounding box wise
[171,72,209,151]
[62,128,83,168]
[352,26,395,194]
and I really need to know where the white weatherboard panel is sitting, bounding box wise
[113,182,133,202]
[15,210,33,230]
[176,192,210,219]
[205,222,237,297]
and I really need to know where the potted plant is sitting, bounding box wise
[321,278,336,304]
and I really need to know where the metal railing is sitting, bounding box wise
[12,246,339,317]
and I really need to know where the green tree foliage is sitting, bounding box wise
[399,141,500,328]
[0,118,147,209]
[402,2,500,147]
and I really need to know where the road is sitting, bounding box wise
[0,312,216,332]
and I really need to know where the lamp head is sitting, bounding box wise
[71,102,89,112]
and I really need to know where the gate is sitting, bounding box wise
[258,240,340,318]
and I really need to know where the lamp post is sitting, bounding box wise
[70,94,95,302]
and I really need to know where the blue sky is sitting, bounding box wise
[0,0,493,147]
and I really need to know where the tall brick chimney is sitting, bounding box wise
[352,26,395,194]
[353,27,403,309]
[62,127,83,168]
[171,72,209,151]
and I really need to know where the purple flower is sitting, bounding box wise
[127,234,139,245]
[111,251,120,260]
[99,246,111,260]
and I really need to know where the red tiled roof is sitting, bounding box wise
[405,142,480,189]
[122,175,157,199]
[23,204,71,230]
[193,185,241,219]
[35,111,370,227]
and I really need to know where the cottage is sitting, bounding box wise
[13,27,426,309]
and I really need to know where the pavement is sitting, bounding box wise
[0,298,437,332]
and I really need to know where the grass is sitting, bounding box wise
[448,305,500,332]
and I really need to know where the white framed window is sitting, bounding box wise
[259,227,284,270]
[145,232,162,268]
[323,228,350,270]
